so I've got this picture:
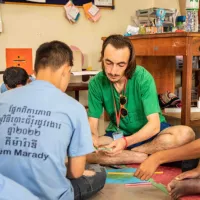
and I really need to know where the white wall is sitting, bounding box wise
[0,0,155,73]
[153,0,180,10]
[0,0,181,77]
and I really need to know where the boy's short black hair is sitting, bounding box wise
[34,41,73,74]
[3,67,29,89]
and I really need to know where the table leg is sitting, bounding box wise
[181,40,193,125]
[75,91,79,101]
[136,56,176,94]
[196,71,200,98]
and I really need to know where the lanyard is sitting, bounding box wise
[110,78,127,129]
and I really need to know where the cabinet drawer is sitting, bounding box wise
[132,37,187,56]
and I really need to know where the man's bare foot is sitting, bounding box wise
[167,178,200,200]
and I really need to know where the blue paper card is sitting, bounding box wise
[106,168,148,184]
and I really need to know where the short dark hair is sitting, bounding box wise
[100,34,136,79]
[34,41,73,74]
[3,67,29,89]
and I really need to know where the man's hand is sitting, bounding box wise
[175,167,200,180]
[92,134,99,148]
[134,155,160,180]
[104,137,126,156]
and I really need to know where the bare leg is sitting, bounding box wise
[87,135,148,165]
[168,179,200,200]
[132,125,195,154]
[87,150,148,165]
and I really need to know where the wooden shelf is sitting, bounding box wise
[163,111,200,126]
[192,99,198,103]
[121,32,200,126]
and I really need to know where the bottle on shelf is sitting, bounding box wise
[185,0,199,32]
[197,97,200,108]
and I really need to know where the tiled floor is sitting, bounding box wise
[94,115,200,200]
[90,184,170,200]
[94,119,169,200]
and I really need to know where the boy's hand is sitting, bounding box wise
[92,134,99,148]
[135,155,160,180]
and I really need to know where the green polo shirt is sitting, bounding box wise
[88,65,166,136]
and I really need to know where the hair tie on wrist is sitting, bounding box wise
[122,136,128,149]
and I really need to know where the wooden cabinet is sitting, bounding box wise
[102,33,200,125]
[105,33,200,126]
[127,33,200,126]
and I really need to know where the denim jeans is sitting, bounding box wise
[70,164,106,200]
[105,122,171,149]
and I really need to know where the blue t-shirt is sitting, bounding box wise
[0,83,7,93]
[0,173,39,200]
[0,80,94,200]
[0,76,35,93]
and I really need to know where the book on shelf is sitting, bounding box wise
[164,107,200,113]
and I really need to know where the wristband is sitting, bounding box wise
[122,136,128,149]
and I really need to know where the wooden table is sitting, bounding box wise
[66,83,88,101]
[126,33,200,126]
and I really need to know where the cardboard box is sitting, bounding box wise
[70,50,82,83]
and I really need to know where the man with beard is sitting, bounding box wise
[87,34,195,165]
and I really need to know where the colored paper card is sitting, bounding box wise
[106,168,148,184]
[64,1,80,23]
[83,2,93,19]
[68,6,79,20]
[83,2,101,22]
[148,179,168,195]
[6,48,33,75]
[88,4,99,16]
[74,13,80,21]
[91,11,101,22]
[64,4,74,22]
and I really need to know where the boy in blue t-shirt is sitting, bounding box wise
[0,173,39,200]
[0,41,106,200]
[0,66,35,93]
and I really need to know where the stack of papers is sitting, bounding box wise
[71,71,100,76]
[164,107,200,113]
[83,2,101,22]
[88,5,99,16]
[64,1,80,23]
